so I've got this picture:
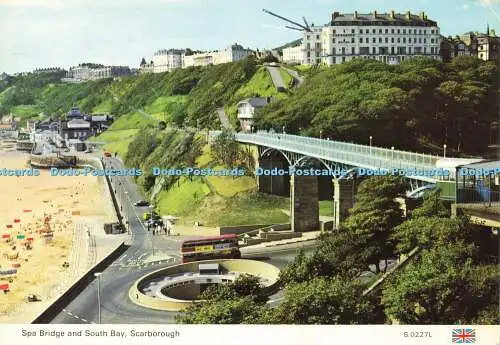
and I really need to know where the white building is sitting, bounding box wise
[237,97,271,132]
[282,45,304,64]
[184,43,251,68]
[152,49,185,73]
[296,10,441,66]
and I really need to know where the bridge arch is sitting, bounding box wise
[259,147,292,166]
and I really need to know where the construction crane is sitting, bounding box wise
[262,9,312,32]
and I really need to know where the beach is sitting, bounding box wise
[0,150,117,323]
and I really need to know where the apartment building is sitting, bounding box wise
[152,49,185,73]
[283,10,441,66]
[65,64,131,82]
[184,43,251,67]
[282,45,304,64]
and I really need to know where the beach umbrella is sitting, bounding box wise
[6,225,12,229]
[2,234,10,239]
[23,210,32,213]
[13,219,20,223]
[0,283,9,292]
[26,237,34,241]
[16,234,25,240]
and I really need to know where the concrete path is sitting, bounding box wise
[266,66,286,89]
[282,67,304,88]
[216,107,231,129]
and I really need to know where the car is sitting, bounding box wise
[104,151,112,157]
[145,219,163,228]
[134,200,150,207]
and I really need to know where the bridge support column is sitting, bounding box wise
[333,179,356,229]
[257,157,286,195]
[291,175,319,232]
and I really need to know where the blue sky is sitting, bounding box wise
[0,0,499,73]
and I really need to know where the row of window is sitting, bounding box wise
[308,46,437,57]
[318,37,435,45]
[307,27,437,40]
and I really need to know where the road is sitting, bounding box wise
[282,67,304,88]
[216,108,231,129]
[50,156,314,323]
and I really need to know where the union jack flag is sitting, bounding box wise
[452,329,476,343]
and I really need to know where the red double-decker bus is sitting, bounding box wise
[180,234,241,263]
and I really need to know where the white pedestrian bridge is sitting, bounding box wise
[209,131,483,183]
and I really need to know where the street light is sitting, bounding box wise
[391,146,395,161]
[369,136,373,147]
[320,130,322,139]
[282,126,285,134]
[94,272,102,324]
[443,144,447,158]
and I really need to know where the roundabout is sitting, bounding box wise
[129,259,280,311]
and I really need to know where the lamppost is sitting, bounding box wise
[282,126,285,134]
[320,130,323,139]
[94,272,102,324]
[369,136,373,154]
[391,146,395,161]
[443,144,447,158]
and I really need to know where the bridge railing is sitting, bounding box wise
[210,131,439,171]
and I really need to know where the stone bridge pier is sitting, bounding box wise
[290,175,320,232]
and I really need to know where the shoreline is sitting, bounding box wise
[0,149,118,323]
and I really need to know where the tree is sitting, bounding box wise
[210,128,239,167]
[382,245,499,324]
[175,274,271,324]
[343,176,407,273]
[279,231,373,286]
[410,190,450,218]
[271,277,384,324]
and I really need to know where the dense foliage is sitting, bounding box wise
[254,56,498,155]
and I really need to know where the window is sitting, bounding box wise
[397,29,400,34]
[342,47,345,55]
[379,29,382,34]
[379,37,382,43]
[372,37,376,43]
[351,37,355,43]
[480,53,483,58]
[431,47,434,54]
[372,47,376,54]
[419,38,422,43]
[431,29,434,34]
[351,47,355,54]
[332,38,336,43]
[385,29,388,34]
[332,48,336,55]
[359,29,363,34]
[372,29,376,34]
[351,29,355,34]
[391,47,395,54]
[332,29,336,34]
[306,35,310,40]
[391,37,394,43]
[360,37,363,43]
[424,47,427,54]
[403,37,406,43]
[360,47,369,54]
[316,52,320,57]
[397,37,400,43]
[403,29,406,34]
[316,35,320,39]
[366,38,369,43]
[424,38,427,43]
[409,38,412,43]
[385,37,389,43]
[342,56,346,62]
[409,46,412,54]
[419,29,422,34]
[431,38,434,43]
[391,29,395,33]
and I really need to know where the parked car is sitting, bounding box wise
[104,151,112,157]
[134,200,150,207]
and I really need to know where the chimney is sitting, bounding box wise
[406,11,411,20]
[354,11,358,19]
[420,11,425,20]
[390,10,395,19]
[332,11,340,21]
[373,10,377,19]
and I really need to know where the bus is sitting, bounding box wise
[180,234,241,263]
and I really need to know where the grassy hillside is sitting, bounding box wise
[256,56,498,156]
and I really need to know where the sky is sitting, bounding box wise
[0,0,499,73]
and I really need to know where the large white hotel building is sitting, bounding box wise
[283,10,442,65]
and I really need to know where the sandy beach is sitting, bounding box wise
[0,150,117,323]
